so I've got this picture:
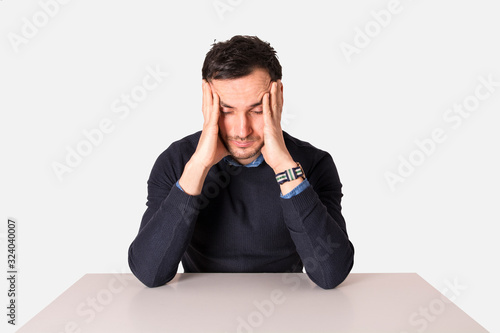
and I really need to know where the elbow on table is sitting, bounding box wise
[312,246,355,290]
[136,273,176,288]
[312,270,349,290]
[128,246,176,288]
[321,264,353,290]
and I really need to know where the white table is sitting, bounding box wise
[17,273,487,332]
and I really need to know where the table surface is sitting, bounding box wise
[17,273,487,333]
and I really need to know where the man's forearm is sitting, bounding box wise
[128,185,201,288]
[129,149,207,288]
[281,185,354,290]
[178,156,211,196]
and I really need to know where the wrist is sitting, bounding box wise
[273,159,306,190]
[179,157,211,196]
[189,153,214,172]
[272,158,296,174]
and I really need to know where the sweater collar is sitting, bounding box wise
[223,153,264,168]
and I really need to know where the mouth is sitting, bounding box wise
[231,140,254,148]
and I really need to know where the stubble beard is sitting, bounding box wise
[220,134,264,162]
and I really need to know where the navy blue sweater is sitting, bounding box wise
[128,131,354,289]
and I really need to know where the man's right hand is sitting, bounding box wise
[191,80,229,169]
[178,80,229,195]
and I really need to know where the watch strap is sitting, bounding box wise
[275,162,304,185]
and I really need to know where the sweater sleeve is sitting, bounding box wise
[128,150,201,288]
[280,152,354,289]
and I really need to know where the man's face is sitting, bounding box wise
[210,68,273,165]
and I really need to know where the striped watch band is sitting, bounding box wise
[275,162,305,185]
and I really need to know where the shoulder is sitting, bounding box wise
[170,131,202,150]
[283,131,341,184]
[157,131,201,162]
[283,131,330,163]
[149,131,201,185]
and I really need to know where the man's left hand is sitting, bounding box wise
[261,80,296,173]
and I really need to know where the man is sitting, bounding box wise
[128,35,354,289]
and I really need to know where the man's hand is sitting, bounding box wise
[261,80,303,196]
[178,80,229,195]
[192,80,229,169]
[261,80,295,173]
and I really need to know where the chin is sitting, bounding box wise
[229,144,263,162]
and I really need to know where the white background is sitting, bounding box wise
[1,0,498,332]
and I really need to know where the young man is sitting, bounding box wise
[128,35,354,289]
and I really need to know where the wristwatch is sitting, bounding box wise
[275,162,305,185]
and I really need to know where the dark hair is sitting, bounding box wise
[202,35,282,82]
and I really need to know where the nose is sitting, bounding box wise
[234,113,252,139]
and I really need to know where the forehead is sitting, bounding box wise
[210,68,271,106]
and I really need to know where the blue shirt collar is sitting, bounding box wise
[223,154,264,167]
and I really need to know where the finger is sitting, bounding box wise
[263,92,271,125]
[210,90,220,126]
[270,81,276,112]
[202,80,208,119]
[277,80,283,113]
[270,82,279,121]
[203,80,213,123]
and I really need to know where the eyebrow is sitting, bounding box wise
[220,100,262,109]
